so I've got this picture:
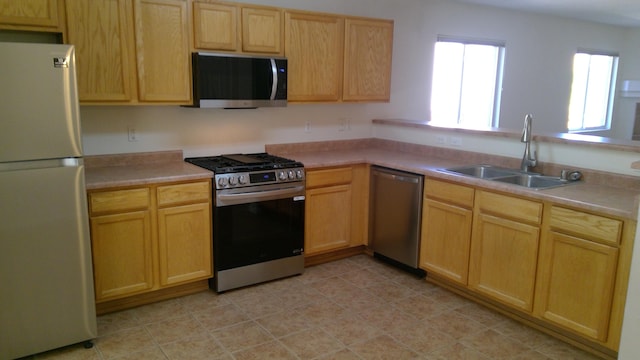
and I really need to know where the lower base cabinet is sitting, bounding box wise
[421,178,635,355]
[304,164,369,256]
[468,190,542,312]
[88,180,212,303]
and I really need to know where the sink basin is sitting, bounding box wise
[443,165,520,179]
[441,165,575,189]
[492,173,569,189]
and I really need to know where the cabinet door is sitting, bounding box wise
[534,231,619,341]
[91,211,154,301]
[66,0,135,102]
[0,0,59,28]
[305,184,352,254]
[285,11,344,102]
[193,2,237,51]
[241,6,282,54]
[134,0,191,102]
[158,202,212,286]
[343,18,393,101]
[420,198,473,285]
[469,213,540,312]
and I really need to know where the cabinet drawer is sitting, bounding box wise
[90,188,150,214]
[425,178,474,208]
[306,167,352,188]
[157,181,210,207]
[549,206,622,245]
[477,190,542,224]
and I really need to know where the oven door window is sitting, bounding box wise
[214,197,304,270]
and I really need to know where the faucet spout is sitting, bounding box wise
[520,114,537,172]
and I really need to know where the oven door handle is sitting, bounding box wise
[216,185,305,206]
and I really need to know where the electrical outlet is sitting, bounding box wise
[127,127,138,142]
[339,118,347,131]
[304,120,311,132]
[436,135,446,144]
[449,136,462,147]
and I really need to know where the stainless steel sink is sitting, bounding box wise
[491,173,569,189]
[442,165,575,189]
[443,165,522,179]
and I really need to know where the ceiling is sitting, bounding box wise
[451,0,640,27]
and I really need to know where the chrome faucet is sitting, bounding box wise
[520,114,537,172]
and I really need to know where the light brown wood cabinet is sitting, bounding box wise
[285,11,344,102]
[0,0,63,31]
[193,1,282,54]
[284,11,393,103]
[420,179,474,285]
[65,0,191,104]
[468,190,542,312]
[305,165,368,255]
[534,206,622,343]
[343,18,393,101]
[88,180,212,303]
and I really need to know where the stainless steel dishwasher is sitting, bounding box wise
[370,166,425,275]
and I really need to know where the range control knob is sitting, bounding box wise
[288,170,295,180]
[228,176,238,186]
[296,170,303,179]
[217,177,228,187]
[238,175,248,184]
[278,170,287,181]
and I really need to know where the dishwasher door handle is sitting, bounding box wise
[374,171,421,184]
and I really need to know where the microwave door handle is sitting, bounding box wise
[270,58,277,100]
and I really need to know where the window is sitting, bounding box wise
[430,36,505,128]
[567,50,618,132]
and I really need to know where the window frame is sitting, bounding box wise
[430,35,506,129]
[567,48,619,133]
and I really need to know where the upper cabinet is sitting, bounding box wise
[65,0,135,102]
[1,0,393,105]
[65,0,191,104]
[343,18,393,101]
[241,6,281,54]
[193,2,237,51]
[193,1,282,54]
[0,0,64,31]
[134,0,191,102]
[284,11,393,103]
[285,11,344,102]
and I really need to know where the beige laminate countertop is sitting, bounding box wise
[84,150,212,190]
[281,147,639,221]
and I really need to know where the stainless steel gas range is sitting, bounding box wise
[185,153,305,292]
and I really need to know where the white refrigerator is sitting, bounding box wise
[0,42,97,359]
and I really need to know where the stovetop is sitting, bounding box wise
[185,153,304,174]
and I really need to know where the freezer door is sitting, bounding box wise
[0,42,83,162]
[0,159,96,359]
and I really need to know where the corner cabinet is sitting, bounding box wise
[65,0,191,104]
[88,179,212,309]
[468,190,542,312]
[420,179,474,285]
[304,164,368,256]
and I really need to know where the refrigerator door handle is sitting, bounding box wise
[0,157,82,172]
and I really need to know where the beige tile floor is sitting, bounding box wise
[30,255,602,359]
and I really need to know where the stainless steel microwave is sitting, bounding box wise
[191,52,287,108]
